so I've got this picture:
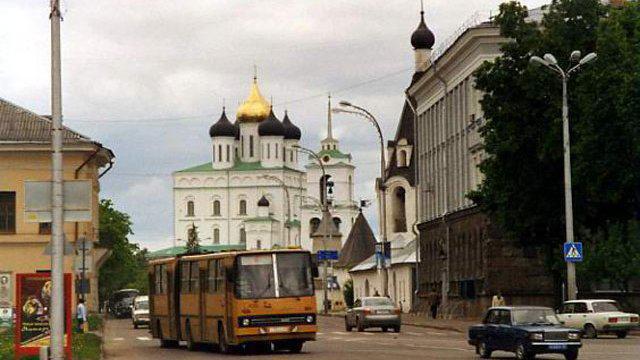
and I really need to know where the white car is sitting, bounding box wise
[557,299,639,338]
[132,295,149,329]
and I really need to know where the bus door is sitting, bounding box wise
[204,258,226,343]
[171,262,181,341]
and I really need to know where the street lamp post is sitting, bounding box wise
[530,51,597,301]
[260,175,291,247]
[293,145,331,314]
[333,103,389,297]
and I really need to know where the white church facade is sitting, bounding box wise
[172,78,359,252]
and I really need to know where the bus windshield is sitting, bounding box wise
[236,253,313,299]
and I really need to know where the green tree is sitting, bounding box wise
[343,279,354,308]
[470,0,640,291]
[98,199,148,307]
[186,222,201,254]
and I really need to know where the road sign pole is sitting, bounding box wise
[562,75,578,301]
[50,1,65,359]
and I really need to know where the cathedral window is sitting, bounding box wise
[398,150,407,167]
[256,240,262,249]
[239,199,247,215]
[213,200,221,216]
[240,228,246,244]
[275,143,279,159]
[250,136,254,157]
[212,145,216,162]
[186,200,195,217]
[290,150,293,162]
[213,228,220,244]
[392,187,407,232]
[267,143,271,159]
[218,144,222,162]
[226,145,230,162]
[332,217,341,232]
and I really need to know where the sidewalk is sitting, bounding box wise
[321,312,477,333]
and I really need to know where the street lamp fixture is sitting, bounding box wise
[529,50,597,301]
[335,100,390,297]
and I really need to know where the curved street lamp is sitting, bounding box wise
[530,51,597,301]
[332,102,390,297]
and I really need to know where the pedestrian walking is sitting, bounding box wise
[76,298,87,333]
[492,291,506,307]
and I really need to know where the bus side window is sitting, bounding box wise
[161,264,168,294]
[154,265,161,294]
[190,261,200,293]
[181,262,191,293]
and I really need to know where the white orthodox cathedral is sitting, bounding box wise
[172,77,359,252]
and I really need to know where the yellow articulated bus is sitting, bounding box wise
[148,249,318,353]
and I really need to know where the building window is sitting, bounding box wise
[39,222,52,235]
[186,200,195,217]
[275,143,279,159]
[218,144,222,162]
[460,280,476,299]
[239,200,247,215]
[213,228,220,244]
[398,150,407,167]
[226,145,230,162]
[267,143,271,159]
[392,187,407,232]
[320,175,331,205]
[1,192,17,233]
[235,147,239,159]
[212,145,216,162]
[332,217,341,232]
[239,228,246,244]
[249,135,254,157]
[290,150,293,162]
[309,218,321,236]
[213,200,221,216]
[256,240,262,249]
[241,136,244,157]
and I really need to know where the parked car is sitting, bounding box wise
[468,306,582,360]
[132,295,149,329]
[108,289,139,319]
[344,296,401,332]
[557,299,639,339]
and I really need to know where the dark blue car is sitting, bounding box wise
[468,306,582,360]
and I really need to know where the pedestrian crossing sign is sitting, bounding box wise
[564,242,583,263]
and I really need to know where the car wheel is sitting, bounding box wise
[564,349,579,360]
[583,324,597,339]
[616,331,628,339]
[477,340,492,359]
[345,317,352,332]
[393,325,401,333]
[515,341,533,360]
[288,341,304,353]
[356,318,365,332]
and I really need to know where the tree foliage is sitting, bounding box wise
[470,0,640,290]
[98,199,147,306]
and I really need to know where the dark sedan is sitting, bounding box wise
[468,306,582,360]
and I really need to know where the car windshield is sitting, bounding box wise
[512,308,560,325]
[135,300,149,310]
[592,301,620,312]
[235,253,313,299]
[112,290,139,303]
[364,298,394,307]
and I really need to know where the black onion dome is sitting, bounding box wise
[411,11,435,50]
[258,108,285,136]
[282,111,301,140]
[257,195,270,207]
[209,108,236,137]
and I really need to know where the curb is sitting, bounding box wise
[318,313,466,333]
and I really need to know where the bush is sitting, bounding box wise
[343,279,354,308]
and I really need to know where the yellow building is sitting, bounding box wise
[0,97,114,312]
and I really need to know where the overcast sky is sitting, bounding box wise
[0,0,547,250]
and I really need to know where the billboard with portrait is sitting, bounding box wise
[14,273,72,358]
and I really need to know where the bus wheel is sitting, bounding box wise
[159,324,178,348]
[218,323,231,354]
[186,323,197,351]
[288,341,303,353]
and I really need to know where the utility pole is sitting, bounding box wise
[50,1,65,359]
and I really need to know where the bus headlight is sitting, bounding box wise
[242,318,251,326]
[306,315,314,323]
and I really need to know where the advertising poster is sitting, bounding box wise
[14,273,72,358]
[0,271,11,327]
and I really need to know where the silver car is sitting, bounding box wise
[345,297,401,332]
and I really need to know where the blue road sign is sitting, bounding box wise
[317,250,339,261]
[564,242,583,263]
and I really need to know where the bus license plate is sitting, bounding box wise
[549,344,567,350]
[268,326,290,333]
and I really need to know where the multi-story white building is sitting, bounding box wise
[172,77,306,250]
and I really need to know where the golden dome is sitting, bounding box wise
[236,78,270,123]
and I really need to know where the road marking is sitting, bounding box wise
[332,331,349,335]
[316,332,324,336]
[112,337,124,341]
[136,337,152,341]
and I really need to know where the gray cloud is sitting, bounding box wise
[1,0,548,249]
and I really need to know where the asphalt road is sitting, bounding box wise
[103,316,639,359]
